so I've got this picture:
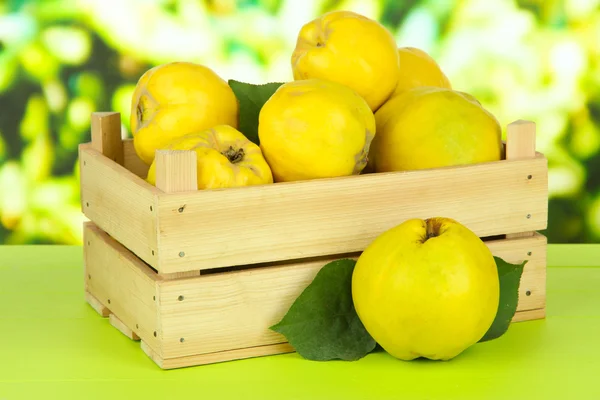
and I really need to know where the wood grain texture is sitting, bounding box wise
[506,120,536,161]
[84,222,161,354]
[486,232,547,312]
[156,156,548,273]
[79,144,160,267]
[91,112,124,165]
[155,150,198,193]
[156,233,546,360]
[123,139,150,179]
[155,150,200,279]
[141,340,294,370]
[84,291,110,317]
[110,314,141,340]
[506,120,538,239]
[512,308,545,323]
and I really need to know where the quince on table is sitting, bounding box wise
[352,217,500,361]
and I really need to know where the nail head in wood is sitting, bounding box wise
[91,112,124,165]
[526,290,532,296]
[178,295,184,301]
[155,150,198,193]
[179,251,185,257]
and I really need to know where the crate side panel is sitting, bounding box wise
[123,139,150,179]
[158,256,334,359]
[84,223,161,352]
[80,145,159,267]
[157,157,548,273]
[486,232,547,312]
[157,233,545,359]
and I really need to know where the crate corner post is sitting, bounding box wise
[505,119,547,322]
[155,149,200,279]
[91,111,124,165]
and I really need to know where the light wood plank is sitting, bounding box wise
[110,314,141,340]
[506,120,538,239]
[506,120,536,161]
[157,155,548,273]
[91,112,124,165]
[155,150,198,193]
[155,150,200,279]
[142,340,293,370]
[512,308,545,323]
[157,233,546,359]
[486,232,547,312]
[84,222,161,353]
[79,144,160,267]
[84,291,110,317]
[123,139,150,179]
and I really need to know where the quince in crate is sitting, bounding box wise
[291,10,399,111]
[146,125,273,190]
[131,61,239,165]
[368,86,503,173]
[258,78,375,182]
[392,46,452,96]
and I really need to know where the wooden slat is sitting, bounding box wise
[157,233,546,359]
[155,150,200,279]
[79,144,160,267]
[486,232,547,312]
[91,112,124,165]
[141,340,294,370]
[156,155,548,273]
[155,150,198,193]
[110,314,141,340]
[506,120,537,161]
[512,308,545,323]
[84,222,161,353]
[123,139,150,179]
[84,291,110,317]
[506,120,537,239]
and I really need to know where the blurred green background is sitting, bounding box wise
[0,0,598,245]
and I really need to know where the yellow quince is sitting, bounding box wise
[131,61,239,165]
[392,46,452,96]
[258,79,375,182]
[352,217,500,361]
[146,125,273,190]
[368,86,503,172]
[291,10,399,111]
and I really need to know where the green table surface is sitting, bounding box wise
[1,245,599,400]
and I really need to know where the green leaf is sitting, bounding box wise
[479,256,527,342]
[228,80,284,145]
[270,259,376,361]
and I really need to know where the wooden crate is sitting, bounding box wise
[80,112,548,369]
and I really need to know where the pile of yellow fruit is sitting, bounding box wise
[130,10,504,189]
